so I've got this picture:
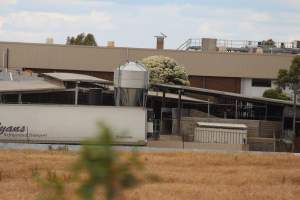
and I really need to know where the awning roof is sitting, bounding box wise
[196,122,247,129]
[148,91,207,103]
[42,72,112,84]
[152,83,299,106]
[0,80,65,93]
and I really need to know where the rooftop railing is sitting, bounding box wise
[177,38,300,54]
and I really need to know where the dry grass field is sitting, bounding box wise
[0,150,300,200]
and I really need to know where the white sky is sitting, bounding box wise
[0,0,299,49]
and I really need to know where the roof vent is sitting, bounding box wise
[155,33,167,50]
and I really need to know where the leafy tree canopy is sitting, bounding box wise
[142,55,190,86]
[276,56,300,90]
[66,33,98,46]
[259,39,276,47]
[263,88,290,101]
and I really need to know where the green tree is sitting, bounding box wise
[83,33,98,46]
[263,88,290,100]
[142,55,190,85]
[66,33,98,46]
[259,39,276,48]
[276,56,300,145]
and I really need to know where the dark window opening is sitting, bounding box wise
[283,117,300,137]
[284,117,293,130]
[252,79,272,87]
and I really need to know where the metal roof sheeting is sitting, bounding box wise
[148,91,207,103]
[152,83,299,106]
[196,122,247,129]
[0,80,65,93]
[42,72,111,84]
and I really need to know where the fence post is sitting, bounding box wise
[273,128,276,152]
[26,126,29,144]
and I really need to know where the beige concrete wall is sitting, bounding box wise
[0,41,295,79]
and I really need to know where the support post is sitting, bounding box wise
[162,90,166,107]
[235,99,238,119]
[273,128,276,152]
[116,66,121,106]
[177,90,182,135]
[265,104,268,121]
[207,99,210,117]
[177,90,183,148]
[74,82,79,105]
[292,87,297,152]
[160,90,166,135]
[18,93,22,104]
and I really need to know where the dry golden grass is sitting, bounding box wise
[0,150,300,200]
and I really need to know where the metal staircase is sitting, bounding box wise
[177,38,201,51]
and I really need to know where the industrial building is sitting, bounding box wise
[1,38,300,152]
[0,38,298,96]
[0,62,300,152]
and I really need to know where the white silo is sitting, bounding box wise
[114,61,149,106]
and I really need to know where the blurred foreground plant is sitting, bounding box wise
[74,123,143,200]
[33,170,67,200]
[35,123,144,200]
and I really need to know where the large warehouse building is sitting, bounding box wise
[0,40,296,96]
[1,38,300,152]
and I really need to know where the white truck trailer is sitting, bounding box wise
[0,104,147,145]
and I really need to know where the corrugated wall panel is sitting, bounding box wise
[0,42,294,79]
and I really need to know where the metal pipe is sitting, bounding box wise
[6,48,9,71]
[9,72,13,81]
[2,50,5,71]
[126,48,129,60]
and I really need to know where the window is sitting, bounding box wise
[251,79,271,87]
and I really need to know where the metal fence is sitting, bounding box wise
[194,127,247,145]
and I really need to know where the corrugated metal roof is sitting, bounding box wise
[152,83,299,106]
[148,91,207,103]
[0,80,65,93]
[42,72,111,84]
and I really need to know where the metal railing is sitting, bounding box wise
[177,38,300,54]
[194,127,247,145]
